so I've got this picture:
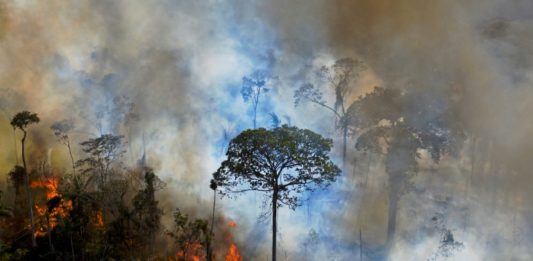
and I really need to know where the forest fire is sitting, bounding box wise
[224,220,242,261]
[174,241,204,261]
[5,1,533,259]
[30,177,72,237]
[30,178,59,200]
[169,220,242,261]
[95,210,104,229]
[225,244,241,261]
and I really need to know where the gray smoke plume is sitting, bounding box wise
[0,0,532,259]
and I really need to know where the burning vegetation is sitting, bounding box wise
[30,177,73,238]
[0,108,339,260]
[224,221,242,261]
[0,111,251,260]
[2,2,533,259]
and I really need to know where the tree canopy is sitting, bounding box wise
[10,111,40,131]
[213,124,341,209]
[213,125,340,261]
[76,134,125,188]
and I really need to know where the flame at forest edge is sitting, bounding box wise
[171,220,242,261]
[224,220,242,261]
[30,177,72,237]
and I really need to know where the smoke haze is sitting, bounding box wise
[0,0,532,260]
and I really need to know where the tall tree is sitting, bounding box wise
[11,110,40,247]
[346,86,463,257]
[76,134,124,189]
[51,119,76,175]
[213,125,341,261]
[294,58,366,166]
[61,173,100,259]
[241,70,272,129]
[131,168,163,258]
[104,168,163,260]
[8,166,25,226]
[207,179,217,261]
[347,87,417,255]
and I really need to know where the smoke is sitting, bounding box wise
[318,0,533,259]
[0,0,532,259]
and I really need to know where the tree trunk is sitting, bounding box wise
[67,141,76,175]
[386,190,398,258]
[207,189,216,261]
[13,128,19,165]
[253,88,261,129]
[253,104,257,129]
[342,126,347,169]
[22,131,37,247]
[272,187,278,261]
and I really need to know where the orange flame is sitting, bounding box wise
[168,220,243,261]
[30,177,72,237]
[174,241,205,261]
[225,243,242,261]
[95,210,104,229]
[225,220,242,261]
[31,178,59,200]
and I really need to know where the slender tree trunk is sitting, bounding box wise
[253,104,257,129]
[207,189,216,261]
[365,153,372,187]
[251,90,259,215]
[253,89,260,129]
[272,187,278,261]
[342,126,347,168]
[21,131,37,247]
[67,141,76,175]
[13,128,19,165]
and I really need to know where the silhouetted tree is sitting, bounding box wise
[241,70,272,129]
[76,134,124,189]
[61,173,100,259]
[207,179,217,261]
[84,168,163,260]
[347,87,419,255]
[346,87,462,257]
[213,125,341,261]
[294,58,366,165]
[105,200,136,259]
[269,112,281,128]
[51,119,76,175]
[131,168,163,258]
[11,110,40,247]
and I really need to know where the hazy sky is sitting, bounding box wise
[0,0,532,259]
